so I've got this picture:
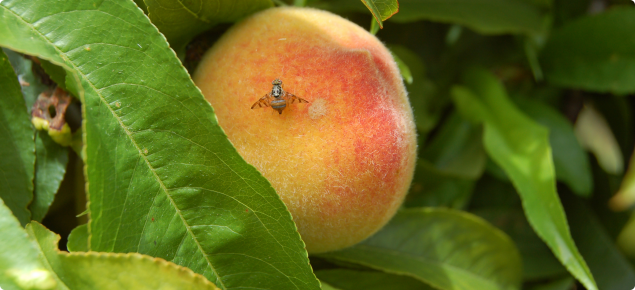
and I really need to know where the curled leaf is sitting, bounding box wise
[575,104,623,175]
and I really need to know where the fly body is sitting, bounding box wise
[251,79,309,114]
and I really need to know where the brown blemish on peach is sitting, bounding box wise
[308,98,328,119]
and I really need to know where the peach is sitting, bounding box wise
[193,7,417,253]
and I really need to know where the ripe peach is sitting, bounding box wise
[193,7,417,253]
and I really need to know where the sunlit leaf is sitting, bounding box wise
[0,1,319,289]
[451,67,597,290]
[361,0,399,29]
[26,222,220,290]
[318,208,522,290]
[144,0,273,54]
[541,7,635,94]
[0,198,56,290]
[0,49,34,226]
[517,98,592,196]
[66,224,88,252]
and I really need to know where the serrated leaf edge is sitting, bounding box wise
[0,3,313,289]
[61,251,221,289]
[360,0,399,29]
[28,222,219,289]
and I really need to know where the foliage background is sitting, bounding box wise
[1,0,635,289]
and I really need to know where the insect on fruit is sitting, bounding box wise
[251,79,309,114]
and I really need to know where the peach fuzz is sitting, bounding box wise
[193,7,417,253]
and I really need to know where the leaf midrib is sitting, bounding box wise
[1,5,227,289]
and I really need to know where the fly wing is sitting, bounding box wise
[284,92,309,104]
[251,94,273,109]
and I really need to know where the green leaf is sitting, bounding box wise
[389,48,412,84]
[469,174,520,209]
[523,35,544,81]
[527,277,574,290]
[564,195,635,290]
[516,98,592,196]
[0,1,319,289]
[553,0,590,26]
[361,0,399,29]
[405,160,475,209]
[26,222,220,290]
[390,0,546,35]
[369,17,380,35]
[473,208,566,280]
[30,131,69,222]
[144,0,273,54]
[4,49,70,223]
[451,67,597,290]
[386,45,441,134]
[67,224,88,252]
[406,113,485,208]
[0,198,56,290]
[541,7,635,94]
[586,156,631,240]
[0,49,34,226]
[617,213,635,258]
[316,269,434,290]
[609,147,635,211]
[421,113,486,179]
[318,208,522,290]
[39,58,67,91]
[3,48,49,109]
[320,280,341,290]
